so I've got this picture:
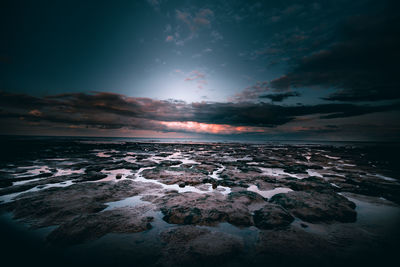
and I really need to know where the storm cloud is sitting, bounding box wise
[259,92,300,102]
[269,2,400,101]
[1,91,399,135]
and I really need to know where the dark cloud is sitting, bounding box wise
[230,81,269,102]
[0,91,47,109]
[1,91,399,135]
[259,91,300,102]
[270,1,400,101]
[325,125,339,129]
[192,102,400,127]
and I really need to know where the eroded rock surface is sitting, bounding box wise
[253,204,294,229]
[47,206,154,245]
[2,180,161,228]
[155,191,265,227]
[142,167,206,186]
[159,226,244,267]
[0,138,399,266]
[255,227,334,265]
[270,191,357,223]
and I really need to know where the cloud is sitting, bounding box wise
[176,10,192,29]
[193,17,211,26]
[164,24,172,32]
[184,70,205,81]
[160,121,264,135]
[146,0,162,11]
[176,8,214,32]
[1,91,399,136]
[28,109,42,117]
[210,30,223,42]
[184,70,207,89]
[170,8,215,46]
[193,8,214,26]
[269,4,400,101]
[259,92,301,102]
[230,81,269,102]
[281,4,303,15]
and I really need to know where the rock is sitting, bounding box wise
[3,180,162,228]
[47,206,154,245]
[336,175,400,204]
[255,227,333,265]
[2,139,399,260]
[161,205,211,225]
[84,164,108,173]
[270,191,357,223]
[227,190,265,203]
[158,160,182,167]
[34,172,54,178]
[135,154,150,160]
[0,174,81,196]
[196,164,218,174]
[238,166,262,173]
[0,179,13,188]
[282,176,335,192]
[75,172,107,182]
[142,167,206,186]
[159,226,244,266]
[307,165,324,170]
[253,204,294,229]
[105,162,140,171]
[202,178,212,184]
[156,191,265,227]
[283,164,309,174]
[116,173,122,179]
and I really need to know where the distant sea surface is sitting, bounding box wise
[1,135,399,147]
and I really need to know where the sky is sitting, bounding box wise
[0,0,399,141]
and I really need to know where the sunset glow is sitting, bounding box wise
[160,121,266,134]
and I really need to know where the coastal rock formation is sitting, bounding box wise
[270,191,357,223]
[159,226,244,266]
[47,206,154,244]
[156,191,259,227]
[2,180,161,228]
[142,167,206,186]
[253,204,294,229]
[1,140,399,266]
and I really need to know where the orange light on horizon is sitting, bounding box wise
[160,121,266,134]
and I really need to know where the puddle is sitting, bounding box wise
[307,169,323,177]
[258,167,306,179]
[0,180,75,203]
[103,195,150,211]
[15,165,52,177]
[247,185,293,199]
[374,174,397,182]
[209,164,225,180]
[134,167,231,195]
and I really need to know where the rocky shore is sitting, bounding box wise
[0,138,399,266]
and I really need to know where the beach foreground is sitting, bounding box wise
[1,137,399,267]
